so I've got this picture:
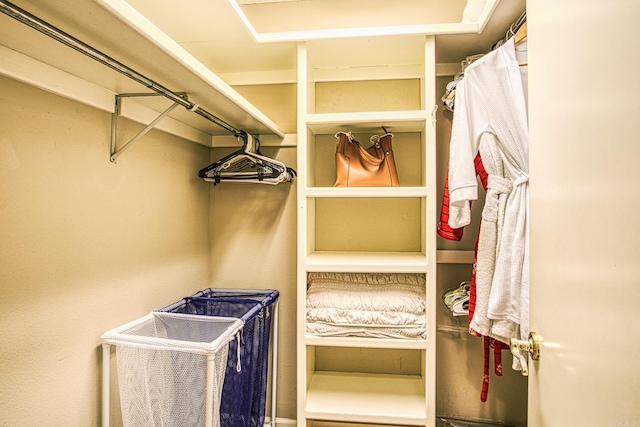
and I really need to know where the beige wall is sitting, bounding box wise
[212,83,298,420]
[0,75,212,426]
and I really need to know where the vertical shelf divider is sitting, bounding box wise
[295,41,310,426]
[424,34,438,426]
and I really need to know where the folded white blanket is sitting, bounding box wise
[306,273,427,339]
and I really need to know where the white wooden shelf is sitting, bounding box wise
[305,371,427,425]
[304,252,428,273]
[306,111,428,134]
[304,335,428,350]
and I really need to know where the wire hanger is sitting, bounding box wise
[491,11,527,50]
[198,132,296,185]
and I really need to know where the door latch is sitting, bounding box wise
[510,331,541,376]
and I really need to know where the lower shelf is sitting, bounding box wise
[304,334,428,350]
[305,371,427,425]
[305,251,428,272]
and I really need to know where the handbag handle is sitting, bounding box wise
[370,133,394,154]
[336,132,384,164]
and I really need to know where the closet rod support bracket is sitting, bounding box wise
[109,92,188,163]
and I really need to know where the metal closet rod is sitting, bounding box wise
[0,0,243,137]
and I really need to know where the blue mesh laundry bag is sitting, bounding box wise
[159,289,278,427]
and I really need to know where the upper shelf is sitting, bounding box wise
[0,0,285,145]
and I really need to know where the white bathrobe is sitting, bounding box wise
[447,37,530,346]
[470,135,516,344]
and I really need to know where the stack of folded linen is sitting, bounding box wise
[306,272,427,339]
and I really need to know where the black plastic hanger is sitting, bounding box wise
[198,132,296,185]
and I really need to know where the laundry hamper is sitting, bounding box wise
[159,288,279,427]
[101,312,243,427]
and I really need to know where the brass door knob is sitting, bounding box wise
[510,332,541,376]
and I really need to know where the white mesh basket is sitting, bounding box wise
[102,312,243,427]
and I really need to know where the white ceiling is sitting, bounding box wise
[125,0,299,75]
[235,0,467,33]
[123,0,526,75]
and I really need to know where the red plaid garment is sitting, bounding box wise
[438,153,507,402]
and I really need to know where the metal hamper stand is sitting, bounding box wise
[101,312,243,427]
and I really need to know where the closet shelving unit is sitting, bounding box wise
[296,33,436,426]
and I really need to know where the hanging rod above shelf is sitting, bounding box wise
[0,0,247,140]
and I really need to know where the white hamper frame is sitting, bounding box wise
[102,304,279,427]
[101,312,244,427]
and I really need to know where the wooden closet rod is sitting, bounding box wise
[0,0,244,137]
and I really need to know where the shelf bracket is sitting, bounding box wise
[109,92,187,163]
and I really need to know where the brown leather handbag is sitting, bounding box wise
[334,131,399,187]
